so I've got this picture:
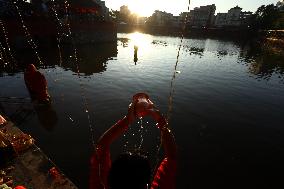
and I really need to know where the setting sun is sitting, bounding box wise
[128,1,158,16]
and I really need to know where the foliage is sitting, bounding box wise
[253,4,282,30]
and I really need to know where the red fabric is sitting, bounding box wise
[89,119,176,189]
[151,158,177,189]
[14,186,27,189]
[24,64,49,101]
[89,118,128,189]
[89,146,111,189]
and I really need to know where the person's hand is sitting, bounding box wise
[126,103,136,124]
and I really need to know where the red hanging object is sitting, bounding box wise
[132,93,154,118]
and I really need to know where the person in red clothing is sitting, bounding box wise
[24,64,50,103]
[90,94,177,189]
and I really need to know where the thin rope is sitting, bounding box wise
[153,0,191,179]
[61,0,97,151]
[0,40,9,66]
[0,19,17,65]
[49,1,65,66]
[12,0,43,65]
[166,0,191,124]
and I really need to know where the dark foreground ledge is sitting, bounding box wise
[0,121,78,189]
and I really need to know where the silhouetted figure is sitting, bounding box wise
[24,64,50,104]
[89,94,177,189]
[134,45,138,65]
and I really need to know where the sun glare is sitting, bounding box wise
[128,1,157,16]
[129,32,152,53]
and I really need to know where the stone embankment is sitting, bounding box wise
[0,120,78,189]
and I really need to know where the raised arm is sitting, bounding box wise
[90,103,136,189]
[150,109,177,160]
[149,109,177,189]
[97,103,135,148]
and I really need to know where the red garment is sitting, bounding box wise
[89,118,176,189]
[14,186,27,189]
[24,64,49,102]
[151,158,177,189]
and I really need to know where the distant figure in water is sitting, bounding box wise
[90,94,177,189]
[24,64,50,104]
[134,45,138,65]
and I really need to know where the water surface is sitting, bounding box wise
[1,32,284,188]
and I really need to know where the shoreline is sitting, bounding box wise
[0,121,78,188]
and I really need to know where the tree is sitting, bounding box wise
[253,4,281,30]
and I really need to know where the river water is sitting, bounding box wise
[1,32,284,188]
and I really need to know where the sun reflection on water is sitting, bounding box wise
[129,32,152,52]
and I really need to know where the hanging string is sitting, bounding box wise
[0,44,4,64]
[153,0,191,178]
[61,0,96,147]
[61,2,105,186]
[166,0,191,124]
[0,19,17,65]
[49,1,65,67]
[11,0,43,65]
[0,40,9,66]
[63,0,78,64]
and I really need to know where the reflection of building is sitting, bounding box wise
[61,43,118,75]
[0,0,13,16]
[188,4,216,28]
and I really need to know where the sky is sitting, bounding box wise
[103,0,280,16]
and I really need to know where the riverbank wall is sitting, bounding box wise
[0,121,78,188]
[0,17,117,49]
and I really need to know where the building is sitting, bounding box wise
[188,4,216,28]
[92,0,109,19]
[172,16,181,27]
[214,6,253,28]
[226,6,242,26]
[239,11,253,27]
[179,12,191,26]
[276,1,284,11]
[70,0,101,15]
[150,10,174,26]
[214,13,227,27]
[137,17,147,25]
[120,5,130,16]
